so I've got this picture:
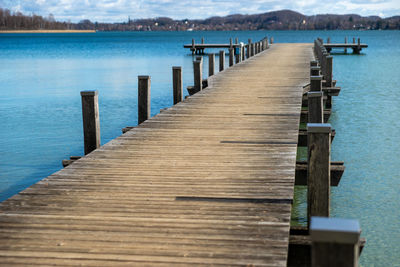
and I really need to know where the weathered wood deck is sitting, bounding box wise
[0,43,313,266]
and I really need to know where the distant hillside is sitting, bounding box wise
[1,8,399,31]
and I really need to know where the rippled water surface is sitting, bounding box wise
[0,31,399,266]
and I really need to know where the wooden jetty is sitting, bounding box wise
[323,37,368,54]
[184,37,270,54]
[0,38,363,266]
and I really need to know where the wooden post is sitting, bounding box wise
[172,67,182,105]
[80,91,100,155]
[327,37,331,44]
[229,38,233,48]
[193,59,202,93]
[325,56,333,87]
[344,37,348,53]
[201,37,204,44]
[219,50,225,72]
[251,43,255,57]
[353,37,355,44]
[357,38,361,51]
[208,53,215,77]
[247,44,250,58]
[235,37,238,44]
[191,38,195,55]
[235,51,240,64]
[138,76,151,124]
[241,45,245,61]
[308,92,324,123]
[310,60,318,67]
[307,123,331,227]
[270,37,274,44]
[229,48,234,66]
[310,75,322,91]
[311,217,361,267]
[310,66,320,76]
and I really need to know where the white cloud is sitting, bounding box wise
[0,0,399,22]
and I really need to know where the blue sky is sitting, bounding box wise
[1,0,399,22]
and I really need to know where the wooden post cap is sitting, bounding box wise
[138,75,150,80]
[307,123,331,133]
[310,76,323,81]
[80,91,98,96]
[308,91,323,98]
[173,66,181,70]
[310,217,361,244]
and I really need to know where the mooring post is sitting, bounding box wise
[193,59,203,93]
[325,56,333,87]
[344,37,348,53]
[247,39,251,58]
[138,76,151,124]
[311,66,320,76]
[353,37,355,44]
[310,217,361,267]
[241,45,245,61]
[307,123,331,228]
[327,37,331,44]
[251,43,255,56]
[172,67,182,105]
[229,48,234,66]
[310,75,322,91]
[219,50,225,72]
[270,37,274,44]
[235,37,238,44]
[357,38,361,51]
[191,38,195,55]
[229,38,233,48]
[208,53,215,77]
[235,47,241,64]
[308,92,324,123]
[80,91,100,155]
[310,60,318,67]
[201,37,204,44]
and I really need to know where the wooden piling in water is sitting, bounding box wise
[229,48,234,66]
[80,91,100,155]
[235,48,241,64]
[311,217,361,267]
[310,75,322,91]
[235,37,238,44]
[325,56,333,87]
[308,92,324,123]
[251,43,255,57]
[138,76,151,124]
[344,37,348,53]
[307,123,331,227]
[247,39,251,58]
[193,59,203,93]
[172,67,182,105]
[241,45,245,61]
[201,37,204,44]
[191,38,195,55]
[208,53,215,77]
[219,50,225,71]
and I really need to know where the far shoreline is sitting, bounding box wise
[0,30,96,33]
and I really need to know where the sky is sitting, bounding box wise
[0,0,399,22]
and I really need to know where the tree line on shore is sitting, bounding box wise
[1,8,399,31]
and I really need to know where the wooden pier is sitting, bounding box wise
[0,38,363,266]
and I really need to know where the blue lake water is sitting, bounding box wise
[0,31,399,266]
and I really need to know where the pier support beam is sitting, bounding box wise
[310,76,322,92]
[308,91,324,123]
[311,217,361,267]
[208,53,215,77]
[229,48,234,67]
[307,123,331,227]
[172,67,182,105]
[193,59,203,93]
[219,50,225,72]
[81,90,100,155]
[325,56,333,87]
[138,76,151,124]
